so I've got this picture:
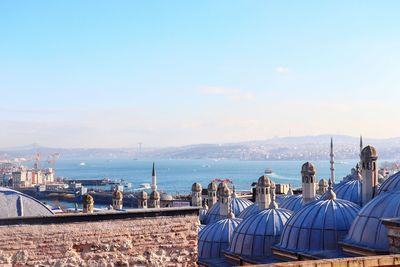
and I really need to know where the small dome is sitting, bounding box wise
[192,182,202,192]
[150,190,160,200]
[0,187,54,218]
[361,145,378,160]
[230,208,292,258]
[238,203,259,219]
[138,191,148,200]
[280,194,320,212]
[301,162,316,175]
[276,198,360,253]
[204,198,253,224]
[343,191,400,252]
[377,171,400,195]
[319,179,328,187]
[258,175,271,187]
[198,218,242,259]
[332,180,362,206]
[208,182,218,191]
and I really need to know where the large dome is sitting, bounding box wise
[0,187,54,218]
[332,180,362,206]
[279,194,320,212]
[238,203,259,219]
[230,208,292,258]
[198,218,242,259]
[377,171,400,195]
[343,191,400,252]
[204,198,252,224]
[276,198,360,253]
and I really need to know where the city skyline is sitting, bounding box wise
[1,1,400,148]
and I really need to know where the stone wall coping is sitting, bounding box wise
[0,206,201,226]
[382,217,400,227]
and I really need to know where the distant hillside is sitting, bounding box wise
[1,135,400,161]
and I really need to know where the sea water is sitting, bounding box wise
[54,158,358,194]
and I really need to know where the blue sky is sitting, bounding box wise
[1,1,400,148]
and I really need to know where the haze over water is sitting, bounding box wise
[54,158,358,194]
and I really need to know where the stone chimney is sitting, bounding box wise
[112,188,123,210]
[301,162,317,204]
[191,182,202,207]
[138,191,148,209]
[361,145,378,206]
[219,184,231,217]
[207,182,218,208]
[83,194,94,213]
[257,175,271,210]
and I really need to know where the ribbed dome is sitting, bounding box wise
[279,194,320,212]
[204,198,253,224]
[343,191,400,252]
[198,218,242,259]
[332,180,362,206]
[238,203,259,219]
[276,198,360,252]
[377,171,400,195]
[0,187,54,218]
[230,208,292,258]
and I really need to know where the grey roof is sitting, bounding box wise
[230,208,292,258]
[343,191,400,251]
[198,218,242,259]
[279,194,320,212]
[332,180,362,206]
[204,198,252,224]
[276,198,360,253]
[377,171,400,195]
[0,187,54,218]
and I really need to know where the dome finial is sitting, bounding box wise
[325,178,336,200]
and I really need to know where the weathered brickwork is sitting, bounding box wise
[0,215,199,266]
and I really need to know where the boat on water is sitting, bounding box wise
[79,162,86,166]
[139,183,151,190]
[264,168,273,174]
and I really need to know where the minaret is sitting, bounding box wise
[269,182,278,209]
[191,182,202,207]
[257,175,271,210]
[207,182,218,208]
[138,191,148,208]
[301,162,317,204]
[361,145,378,206]
[359,135,363,166]
[330,137,335,184]
[151,162,157,192]
[219,184,232,217]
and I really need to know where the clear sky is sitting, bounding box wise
[1,1,400,148]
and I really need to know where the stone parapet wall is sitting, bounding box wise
[0,207,199,266]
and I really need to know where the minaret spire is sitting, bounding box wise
[330,137,335,184]
[359,135,363,164]
[151,162,157,192]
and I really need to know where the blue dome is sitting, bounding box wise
[204,198,252,224]
[230,208,292,258]
[276,194,290,205]
[0,187,54,218]
[276,198,360,253]
[198,218,242,259]
[377,171,400,195]
[238,203,259,219]
[279,194,320,212]
[343,191,400,252]
[332,180,362,206]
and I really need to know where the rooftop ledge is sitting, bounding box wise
[0,206,201,226]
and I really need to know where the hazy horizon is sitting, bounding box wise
[2,1,400,148]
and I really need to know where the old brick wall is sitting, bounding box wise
[0,214,199,266]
